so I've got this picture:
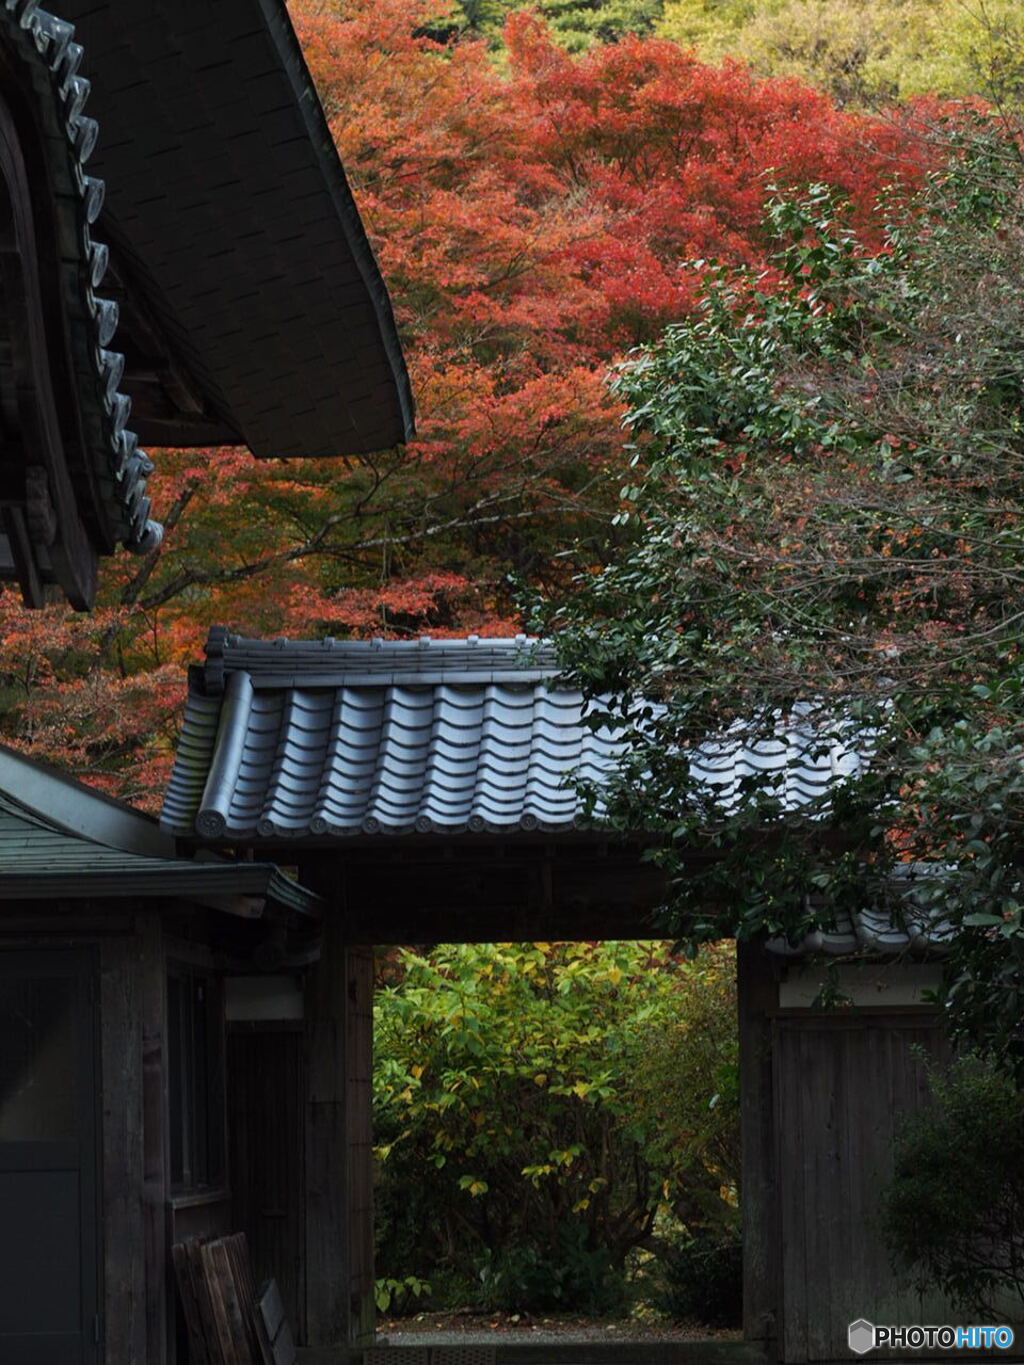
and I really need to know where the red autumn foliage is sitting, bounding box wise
[0,2,946,801]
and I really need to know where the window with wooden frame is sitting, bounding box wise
[167,965,225,1191]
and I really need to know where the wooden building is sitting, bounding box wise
[0,741,325,1363]
[34,656,1004,1365]
[0,1,1002,1359]
[162,628,1007,1365]
[161,631,671,1357]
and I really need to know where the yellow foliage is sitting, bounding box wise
[656,0,1024,105]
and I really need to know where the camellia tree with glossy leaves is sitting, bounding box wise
[537,114,1024,1073]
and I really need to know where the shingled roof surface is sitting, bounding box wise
[161,629,867,843]
[59,0,414,457]
[0,783,321,914]
[162,632,620,840]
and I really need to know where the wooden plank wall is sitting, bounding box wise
[139,912,168,1365]
[5,915,162,1365]
[773,1013,948,1363]
[228,1026,307,1339]
[306,918,348,1349]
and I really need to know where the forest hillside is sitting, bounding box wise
[0,0,970,803]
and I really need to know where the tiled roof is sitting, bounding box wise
[686,707,864,814]
[161,629,866,842]
[0,786,322,915]
[766,898,951,958]
[1,0,415,605]
[163,633,621,840]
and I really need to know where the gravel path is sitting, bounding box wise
[379,1313,741,1347]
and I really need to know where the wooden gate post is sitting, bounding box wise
[738,937,778,1357]
[304,906,375,1353]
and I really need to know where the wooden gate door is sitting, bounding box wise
[0,950,100,1364]
[773,1014,947,1363]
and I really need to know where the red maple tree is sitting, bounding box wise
[0,2,945,802]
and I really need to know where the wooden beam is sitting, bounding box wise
[738,939,779,1355]
[202,893,266,920]
[303,897,375,1350]
[1,504,42,606]
[139,912,168,1365]
[320,850,671,943]
[346,947,375,1346]
[0,89,97,606]
[101,933,147,1363]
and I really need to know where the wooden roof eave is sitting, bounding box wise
[0,861,324,921]
[62,0,415,459]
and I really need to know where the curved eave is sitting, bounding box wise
[63,0,414,459]
[255,0,414,452]
[0,861,324,918]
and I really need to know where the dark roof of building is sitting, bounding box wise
[0,742,170,855]
[0,0,412,605]
[0,791,322,913]
[160,629,955,957]
[0,743,321,915]
[162,631,620,841]
[0,1,161,606]
[62,0,413,459]
[160,628,866,843]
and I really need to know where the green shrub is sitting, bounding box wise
[474,1224,627,1315]
[880,1054,1024,1318]
[650,1227,742,1328]
[373,940,739,1315]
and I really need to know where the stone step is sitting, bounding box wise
[356,1341,768,1365]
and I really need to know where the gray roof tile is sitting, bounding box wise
[161,630,863,843]
[163,633,621,840]
[160,630,953,956]
[767,895,951,958]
